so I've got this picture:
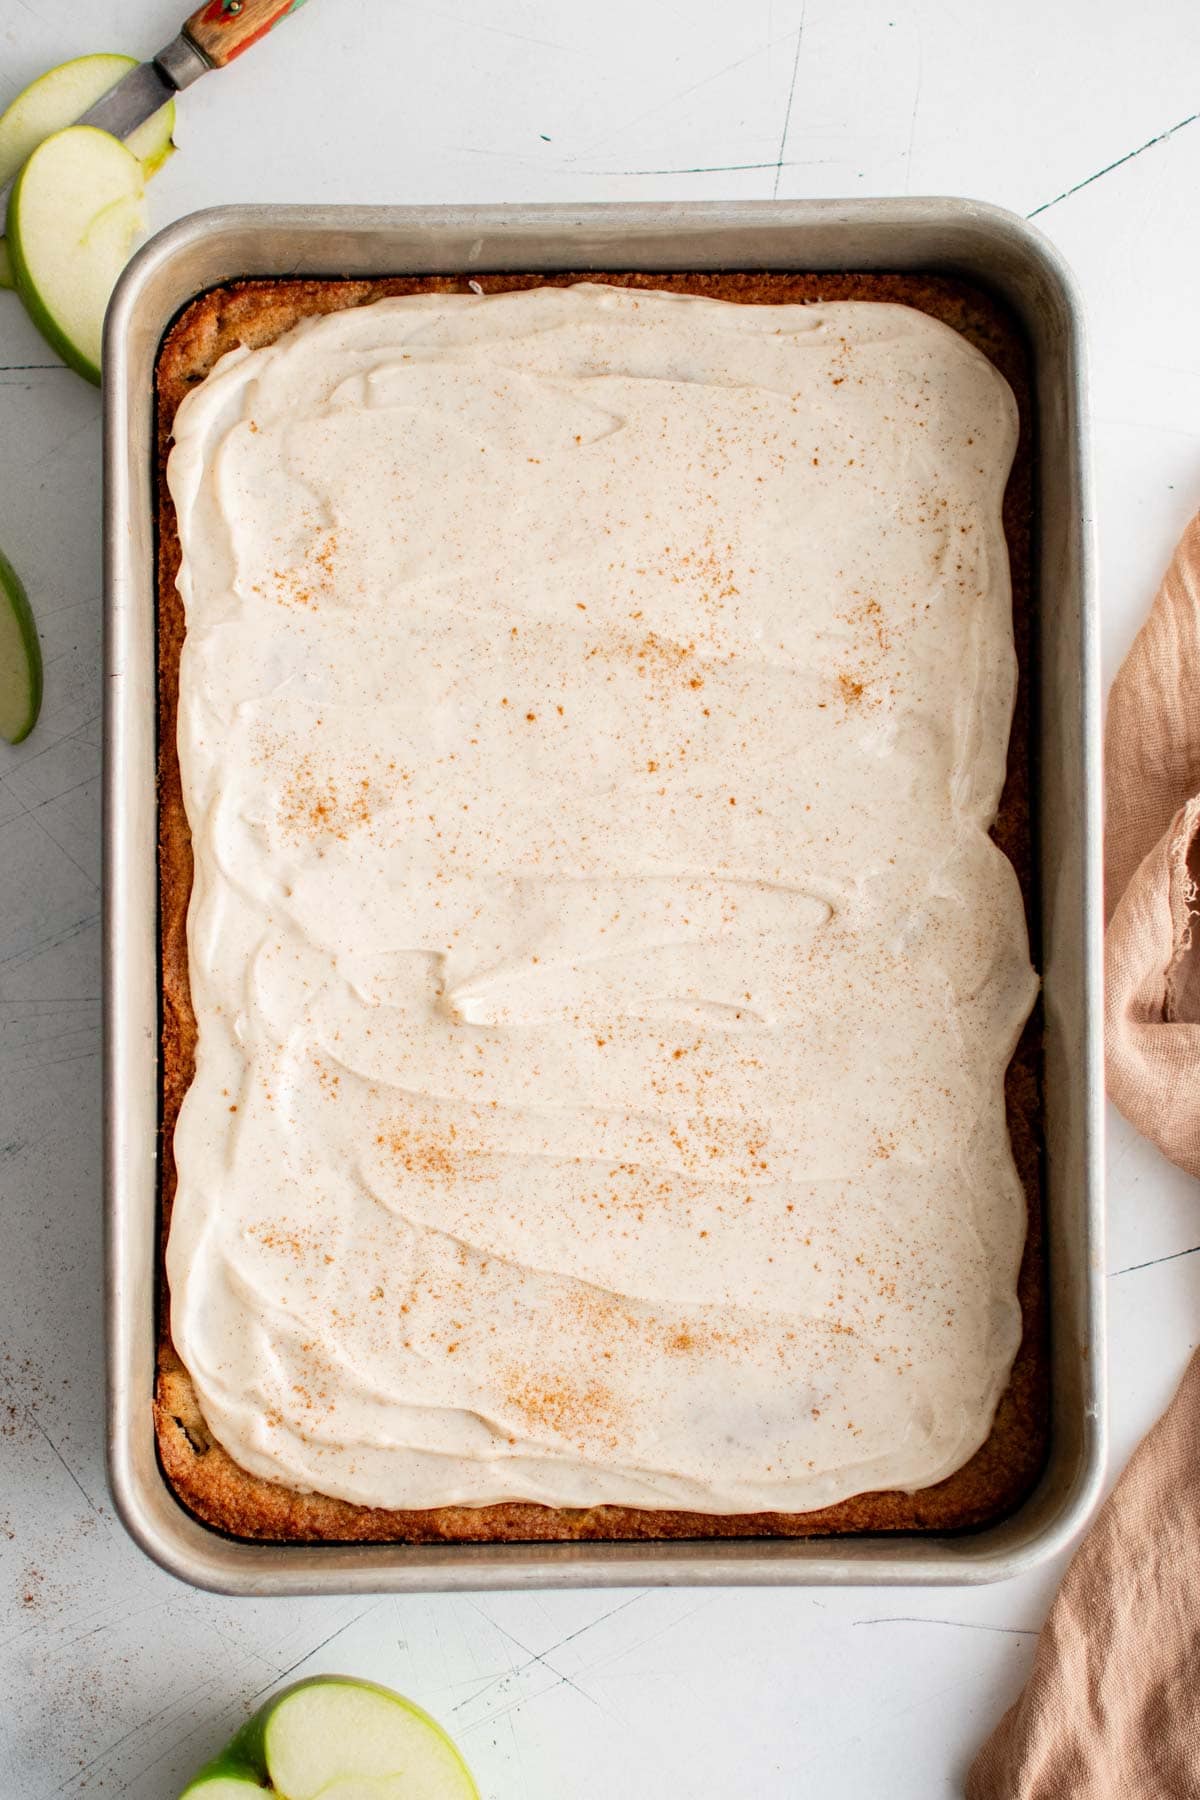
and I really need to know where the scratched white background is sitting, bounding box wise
[1,1,1199,1795]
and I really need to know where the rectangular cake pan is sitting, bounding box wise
[104,199,1104,1594]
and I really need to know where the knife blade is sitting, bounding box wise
[75,55,188,144]
[0,50,185,222]
[1,2,312,220]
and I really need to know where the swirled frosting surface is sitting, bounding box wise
[166,284,1037,1513]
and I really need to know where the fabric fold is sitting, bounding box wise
[970,510,1200,1798]
[967,1347,1200,1800]
[1104,510,1200,1176]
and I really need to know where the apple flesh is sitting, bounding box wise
[178,1677,478,1800]
[0,52,174,290]
[7,125,145,383]
[0,545,42,744]
[177,1782,262,1799]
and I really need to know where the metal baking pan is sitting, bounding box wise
[103,199,1104,1593]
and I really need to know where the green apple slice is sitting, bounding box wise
[0,52,173,289]
[0,545,42,744]
[7,125,145,384]
[265,1679,478,1800]
[178,1678,478,1800]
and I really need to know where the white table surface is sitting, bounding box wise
[1,2,1198,1794]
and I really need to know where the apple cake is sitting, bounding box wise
[154,271,1046,1543]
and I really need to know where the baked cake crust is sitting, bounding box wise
[154,270,1046,1544]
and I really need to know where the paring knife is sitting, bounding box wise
[0,0,311,215]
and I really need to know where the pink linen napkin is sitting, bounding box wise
[968,511,1200,1799]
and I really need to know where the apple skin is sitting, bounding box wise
[176,1775,263,1798]
[178,1675,480,1800]
[0,544,43,745]
[177,1716,267,1796]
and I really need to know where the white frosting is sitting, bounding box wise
[166,284,1037,1514]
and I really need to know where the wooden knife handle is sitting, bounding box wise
[183,0,311,68]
